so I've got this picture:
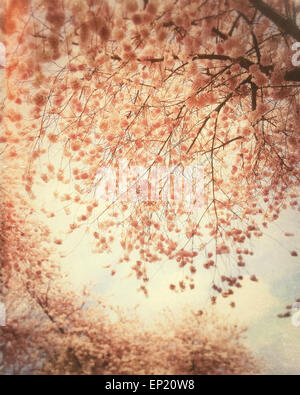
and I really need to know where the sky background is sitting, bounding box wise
[52,200,300,375]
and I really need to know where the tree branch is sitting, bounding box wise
[249,0,300,41]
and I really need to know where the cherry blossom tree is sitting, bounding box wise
[1,0,300,374]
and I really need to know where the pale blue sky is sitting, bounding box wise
[59,203,300,374]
